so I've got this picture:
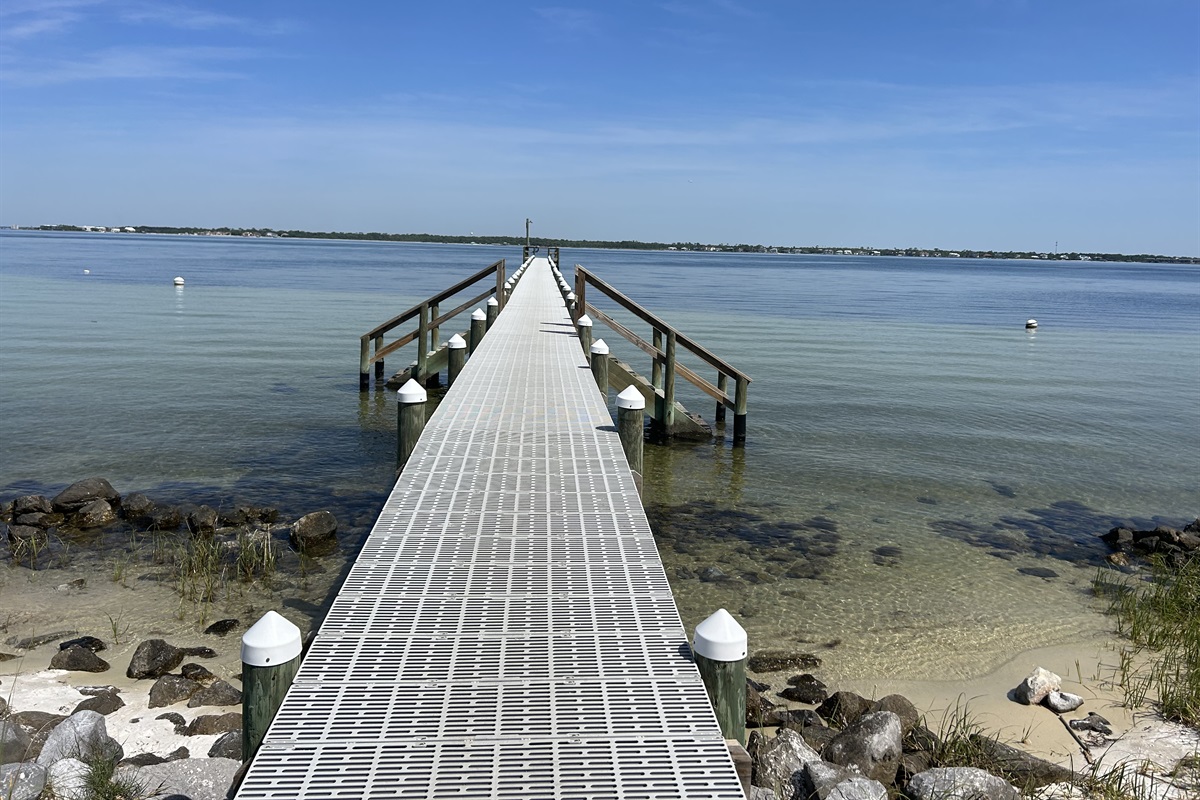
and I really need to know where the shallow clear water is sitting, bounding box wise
[2,232,1197,681]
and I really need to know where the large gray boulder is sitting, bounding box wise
[822,711,903,784]
[73,499,117,529]
[290,510,338,554]
[752,728,822,796]
[0,762,46,800]
[907,767,1020,800]
[12,495,52,516]
[51,478,120,514]
[802,761,864,799]
[148,674,202,708]
[45,757,89,800]
[816,691,872,727]
[826,776,888,800]
[35,710,123,767]
[1,719,33,763]
[869,694,919,736]
[50,645,111,673]
[119,756,241,800]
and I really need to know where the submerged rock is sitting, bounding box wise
[748,651,823,672]
[290,510,338,554]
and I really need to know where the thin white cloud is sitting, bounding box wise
[1,45,261,85]
[534,7,601,35]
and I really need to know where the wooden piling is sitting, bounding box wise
[692,608,747,745]
[447,334,467,387]
[242,611,302,762]
[716,373,728,426]
[577,314,593,363]
[358,338,370,391]
[486,296,499,330]
[616,385,644,480]
[469,308,486,355]
[397,379,427,472]
[590,338,609,397]
[373,335,384,381]
[417,304,429,384]
[734,375,748,445]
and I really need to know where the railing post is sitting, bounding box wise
[417,304,429,384]
[573,270,586,324]
[693,608,747,745]
[616,386,644,484]
[590,338,609,397]
[652,329,663,390]
[486,296,499,329]
[242,611,302,762]
[373,335,384,382]
[427,303,441,388]
[716,373,728,426]
[496,259,506,309]
[359,337,370,391]
[469,308,486,354]
[397,379,427,472]
[664,330,677,431]
[447,334,467,387]
[734,376,748,446]
[576,314,593,362]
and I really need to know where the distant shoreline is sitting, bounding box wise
[6,225,1197,265]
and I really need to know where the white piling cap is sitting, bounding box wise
[616,385,645,410]
[397,378,427,404]
[692,608,747,662]
[576,314,593,328]
[172,276,185,286]
[504,281,513,290]
[471,308,487,321]
[566,292,576,302]
[487,296,499,307]
[241,610,302,667]
[447,333,467,349]
[590,338,610,355]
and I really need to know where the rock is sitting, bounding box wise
[906,725,941,753]
[179,646,218,658]
[1013,666,1060,705]
[748,788,777,800]
[1101,527,1134,547]
[0,653,16,663]
[155,712,187,735]
[0,762,46,800]
[186,505,219,535]
[870,694,919,736]
[12,495,52,516]
[60,636,106,653]
[5,525,46,549]
[773,708,826,729]
[781,674,828,705]
[77,685,120,697]
[797,724,839,755]
[187,679,242,708]
[816,691,872,727]
[897,751,934,784]
[1,719,33,763]
[907,767,1020,800]
[966,734,1075,788]
[36,710,123,766]
[127,639,185,679]
[73,692,124,716]
[698,566,732,582]
[149,675,203,708]
[289,510,338,554]
[51,478,120,514]
[752,728,821,793]
[822,711,903,784]
[8,711,66,758]
[185,712,242,736]
[7,630,77,650]
[119,492,156,523]
[147,506,183,531]
[15,512,60,528]
[1042,691,1084,714]
[0,695,6,716]
[747,681,778,727]
[55,578,87,593]
[203,618,240,637]
[45,757,89,799]
[208,730,242,759]
[748,651,822,672]
[824,776,888,800]
[50,645,111,673]
[1069,713,1112,736]
[1106,551,1132,567]
[801,760,862,799]
[117,757,241,800]
[180,663,217,683]
[73,498,117,529]
[1017,566,1058,579]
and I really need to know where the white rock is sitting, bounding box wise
[1014,666,1061,705]
[1043,691,1084,713]
[36,710,123,766]
[0,762,46,800]
[46,757,90,800]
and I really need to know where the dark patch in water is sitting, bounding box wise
[988,481,1017,498]
[917,496,939,505]
[1018,566,1059,579]
[872,544,902,567]
[270,384,299,395]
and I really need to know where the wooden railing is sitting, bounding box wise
[573,265,752,444]
[358,259,508,389]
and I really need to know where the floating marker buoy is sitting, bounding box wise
[173,276,185,286]
[83,269,90,274]
[1025,319,1038,329]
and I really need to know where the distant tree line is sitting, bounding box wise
[20,224,1198,264]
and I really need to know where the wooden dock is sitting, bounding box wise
[235,256,747,798]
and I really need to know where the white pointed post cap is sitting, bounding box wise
[566,292,576,302]
[471,308,486,321]
[447,333,467,349]
[241,610,302,667]
[576,314,592,328]
[616,384,644,410]
[504,280,513,289]
[590,338,609,355]
[397,378,427,404]
[487,296,499,307]
[692,608,747,662]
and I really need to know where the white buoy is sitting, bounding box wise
[1025,319,1038,329]
[173,276,185,286]
[83,269,90,274]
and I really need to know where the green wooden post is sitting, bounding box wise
[486,296,499,329]
[417,304,429,384]
[733,375,749,446]
[242,611,302,762]
[716,373,728,426]
[358,337,370,391]
[577,314,593,363]
[616,385,644,480]
[469,308,486,355]
[693,608,747,745]
[447,334,467,387]
[651,329,663,390]
[664,330,677,430]
[397,379,427,472]
[590,338,610,397]
[495,259,506,309]
[373,335,384,382]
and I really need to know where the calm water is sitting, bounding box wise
[2,231,1197,681]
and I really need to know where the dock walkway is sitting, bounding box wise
[235,257,745,799]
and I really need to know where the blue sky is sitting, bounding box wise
[1,1,1197,254]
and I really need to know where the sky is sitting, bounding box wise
[1,1,1197,255]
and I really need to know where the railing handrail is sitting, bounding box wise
[362,259,505,341]
[574,265,752,384]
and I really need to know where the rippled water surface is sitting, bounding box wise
[2,232,1196,680]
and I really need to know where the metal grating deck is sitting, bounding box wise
[236,258,745,799]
